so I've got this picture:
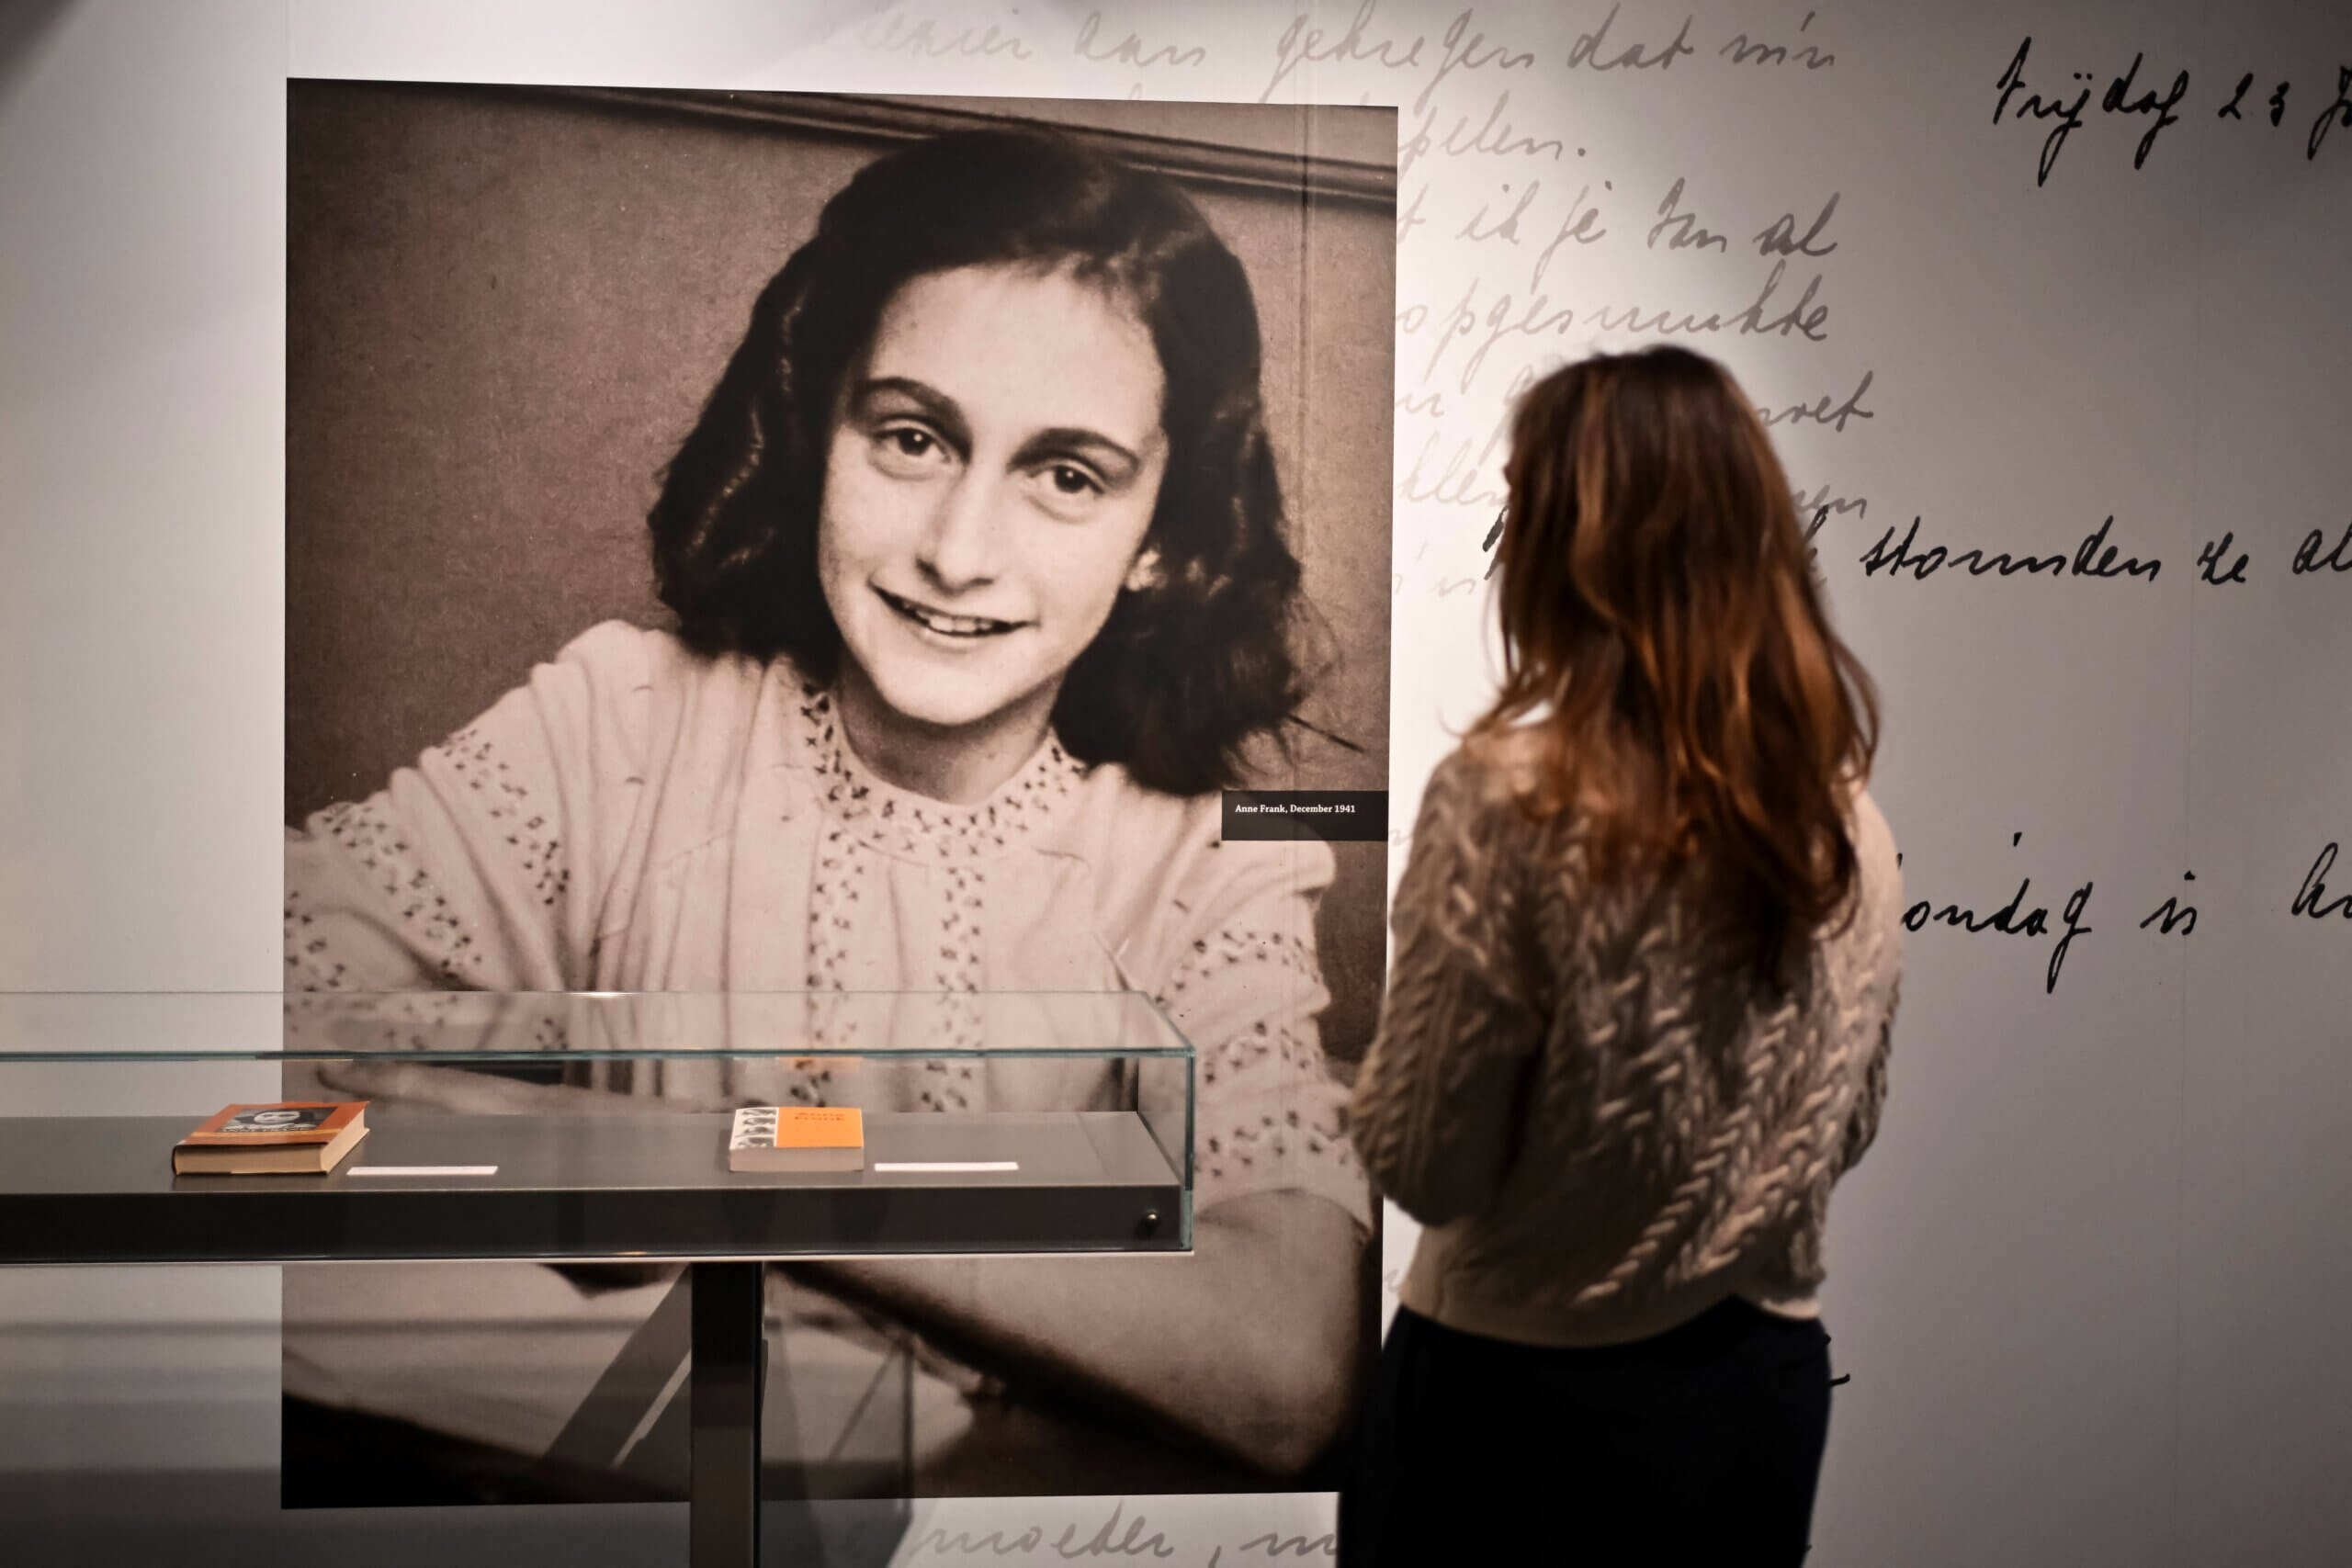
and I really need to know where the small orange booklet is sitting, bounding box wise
[728,1105,865,1173]
[173,1101,370,1176]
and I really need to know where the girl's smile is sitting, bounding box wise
[871,583,1030,641]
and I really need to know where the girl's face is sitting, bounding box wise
[817,262,1169,760]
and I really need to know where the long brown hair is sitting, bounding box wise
[1475,345,1880,979]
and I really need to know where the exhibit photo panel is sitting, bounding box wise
[279,81,1396,1508]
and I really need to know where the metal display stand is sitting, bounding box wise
[0,992,1196,1568]
[692,1262,767,1568]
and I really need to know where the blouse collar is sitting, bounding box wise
[786,678,1087,864]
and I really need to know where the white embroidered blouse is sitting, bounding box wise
[283,620,1370,1229]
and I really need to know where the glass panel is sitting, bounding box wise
[0,990,1194,1061]
[0,992,1195,1262]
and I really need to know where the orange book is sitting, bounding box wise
[174,1101,369,1176]
[728,1105,865,1173]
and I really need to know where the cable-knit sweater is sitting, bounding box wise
[1350,740,1903,1348]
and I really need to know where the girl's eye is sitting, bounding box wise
[1045,464,1102,497]
[869,423,954,477]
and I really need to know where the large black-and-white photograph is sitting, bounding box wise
[279,82,1396,1506]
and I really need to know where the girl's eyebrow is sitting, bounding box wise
[850,377,972,450]
[1012,427,1147,484]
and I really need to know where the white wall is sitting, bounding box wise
[4,0,2347,1562]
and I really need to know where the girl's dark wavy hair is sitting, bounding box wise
[648,127,1307,798]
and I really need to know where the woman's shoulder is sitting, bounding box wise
[1843,784,1902,919]
[1415,733,1552,840]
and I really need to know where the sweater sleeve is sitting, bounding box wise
[1834,795,1905,1177]
[1348,750,1549,1226]
[1838,974,1898,1174]
[282,622,652,992]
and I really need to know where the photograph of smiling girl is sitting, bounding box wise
[280,85,1395,1504]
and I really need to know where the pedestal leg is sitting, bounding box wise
[690,1261,765,1568]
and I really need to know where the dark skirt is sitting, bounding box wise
[1339,1297,1835,1567]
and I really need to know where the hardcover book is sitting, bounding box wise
[729,1105,865,1173]
[173,1101,369,1176]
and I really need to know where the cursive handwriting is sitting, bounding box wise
[1408,261,1832,392]
[2292,522,2352,575]
[2099,50,2192,169]
[913,1498,1177,1559]
[1757,369,1875,433]
[1590,259,1830,342]
[1400,90,1566,177]
[1860,514,2161,583]
[2312,66,2352,159]
[1528,181,1611,288]
[1413,8,1535,115]
[1567,5,1696,73]
[1994,36,2347,181]
[1457,178,1543,243]
[1992,37,2096,186]
[2141,873,2198,936]
[858,10,1032,59]
[1396,182,1428,246]
[1261,0,1423,102]
[1991,39,2191,180]
[1410,280,1571,391]
[2196,534,2250,585]
[1849,515,2349,585]
[1075,11,1205,68]
[1721,10,1834,71]
[1650,176,1730,252]
[1757,191,1840,256]
[1397,423,1508,509]
[1901,837,2095,995]
[2291,844,2352,922]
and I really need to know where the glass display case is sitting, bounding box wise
[0,991,1198,1567]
